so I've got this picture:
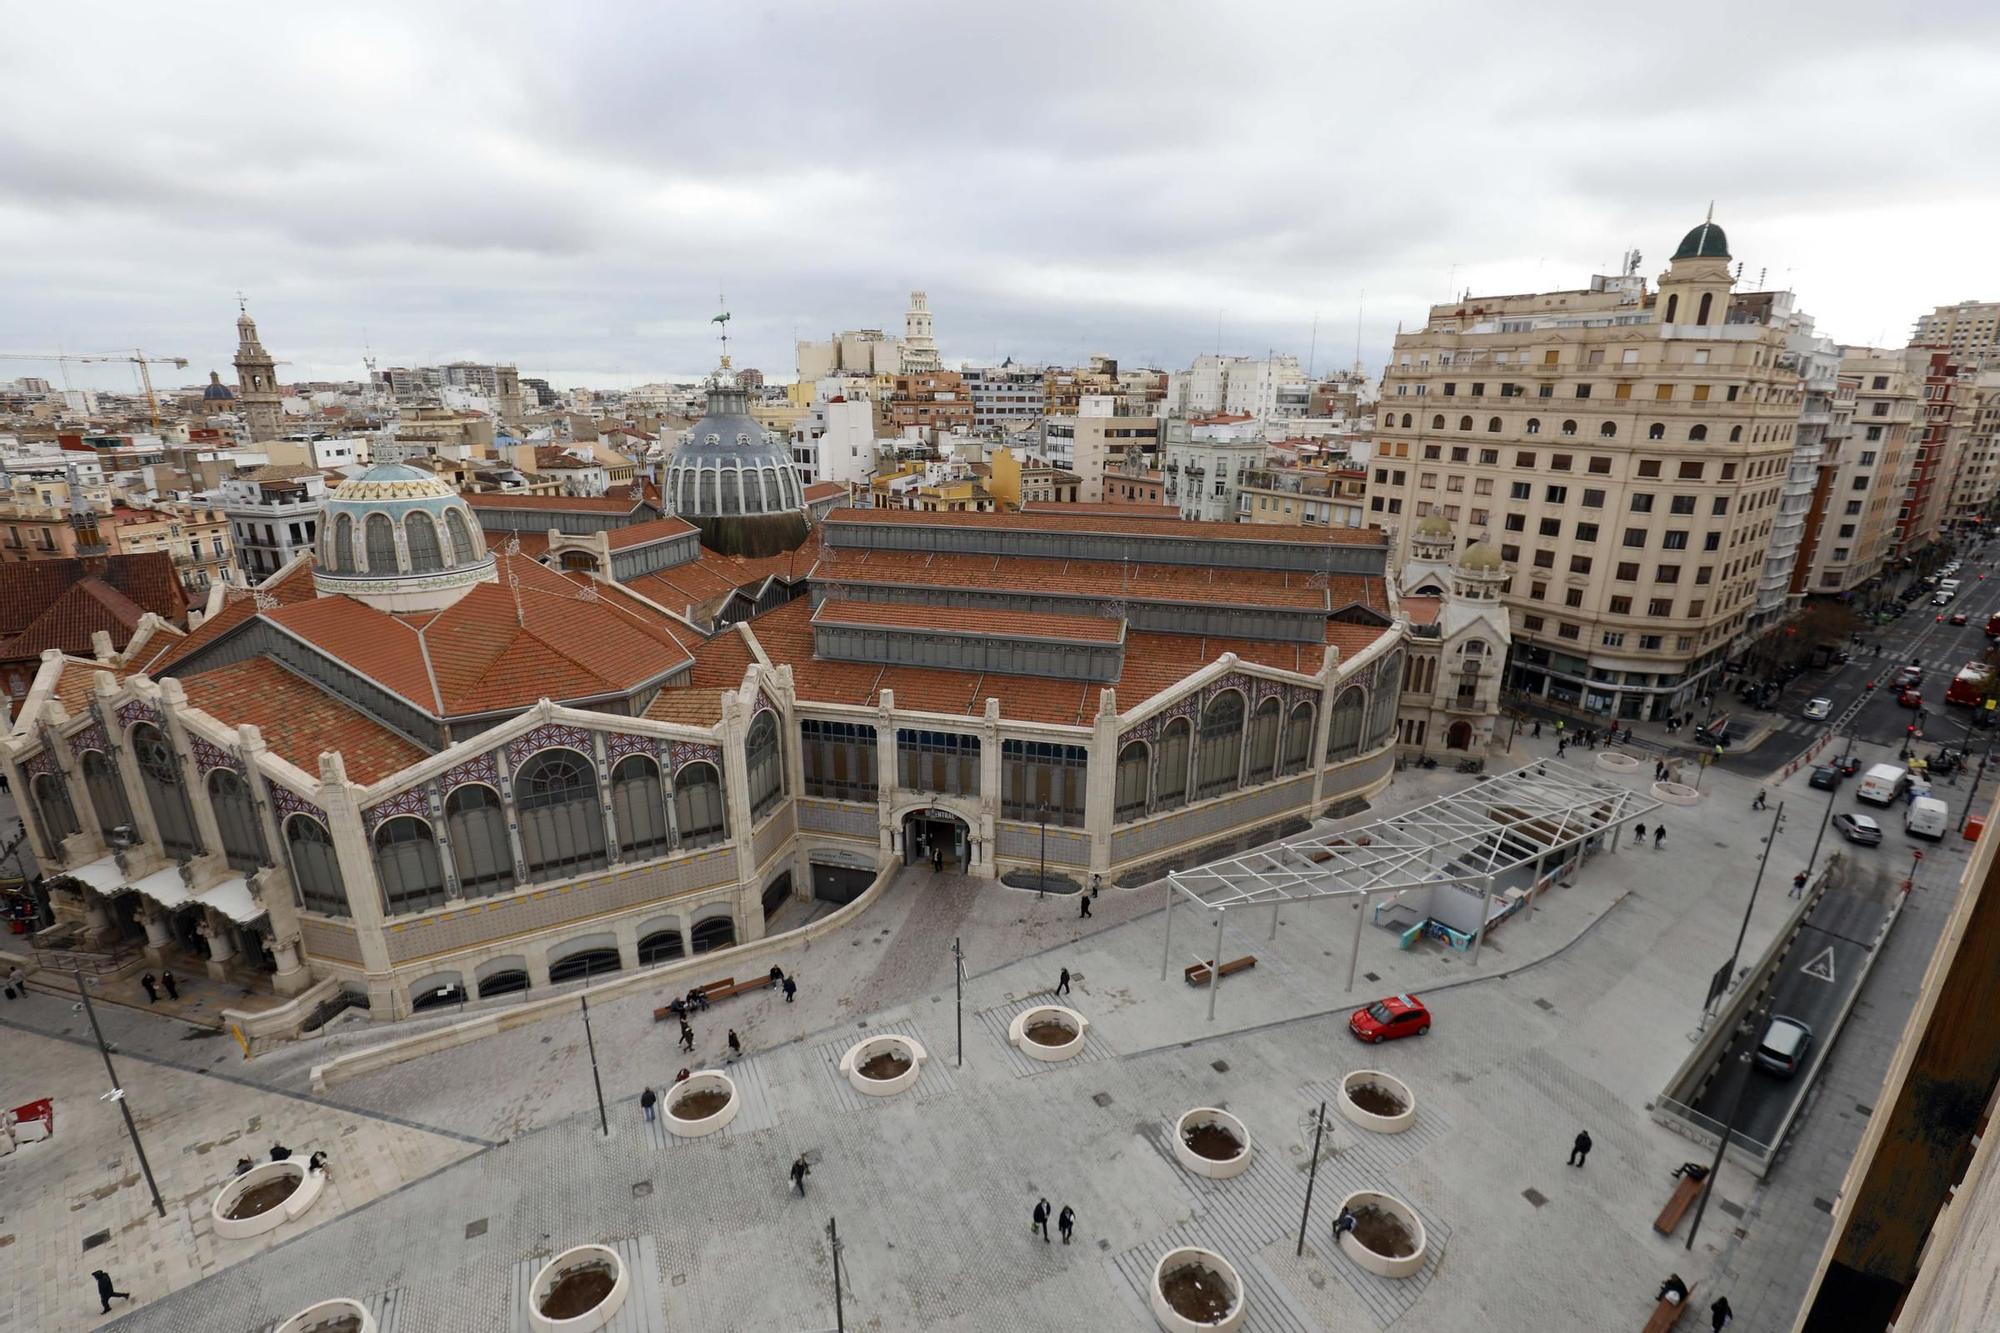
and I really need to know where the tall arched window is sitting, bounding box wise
[1245,696,1281,784]
[1487,417,1503,433]
[132,722,199,859]
[285,815,350,917]
[611,755,670,861]
[1114,741,1150,822]
[719,468,741,515]
[1689,425,1708,442]
[1525,418,1541,435]
[1367,653,1405,746]
[1326,687,1365,761]
[327,512,353,572]
[674,761,726,847]
[1729,425,1742,443]
[1154,717,1192,810]
[1664,293,1679,323]
[1696,292,1713,325]
[364,512,397,573]
[207,768,266,873]
[373,816,446,915]
[745,712,783,820]
[81,750,132,841]
[445,509,477,565]
[1196,690,1246,800]
[1280,701,1315,775]
[1400,413,1412,428]
[515,748,608,882]
[1431,414,1445,430]
[405,512,444,572]
[31,772,79,849]
[1457,415,1473,431]
[446,784,515,898]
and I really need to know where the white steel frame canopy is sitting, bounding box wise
[1162,759,1663,1018]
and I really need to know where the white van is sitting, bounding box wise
[1857,763,1907,806]
[1941,580,1962,593]
[1906,796,1949,840]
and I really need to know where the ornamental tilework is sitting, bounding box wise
[68,723,109,759]
[506,723,594,767]
[605,731,659,763]
[755,688,780,720]
[267,782,329,826]
[189,734,245,776]
[22,748,61,780]
[1117,691,1201,749]
[117,699,162,731]
[438,751,501,793]
[1207,671,1255,703]
[670,740,722,774]
[364,786,432,832]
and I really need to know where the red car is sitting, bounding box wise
[1950,612,1970,626]
[1899,688,1924,708]
[1349,994,1431,1043]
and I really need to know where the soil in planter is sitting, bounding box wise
[1347,1083,1408,1118]
[223,1176,299,1221]
[856,1050,912,1081]
[1160,1263,1235,1323]
[670,1088,732,1120]
[296,1316,364,1333]
[540,1264,617,1319]
[1182,1122,1245,1161]
[1350,1204,1418,1259]
[1024,1019,1077,1047]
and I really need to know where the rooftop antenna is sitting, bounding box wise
[1757,267,1767,289]
[1307,312,1318,379]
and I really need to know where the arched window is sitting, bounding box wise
[1525,418,1541,435]
[1648,423,1665,440]
[611,755,670,861]
[691,916,736,953]
[1599,421,1616,438]
[373,816,446,916]
[1244,696,1281,784]
[1367,653,1404,746]
[1696,292,1713,325]
[674,761,726,848]
[1114,741,1150,822]
[698,469,718,511]
[445,508,477,566]
[719,467,741,515]
[515,748,608,882]
[364,512,396,573]
[285,815,349,917]
[327,512,353,572]
[405,512,443,573]
[1196,690,1245,800]
[1689,425,1708,442]
[31,772,79,849]
[637,927,684,964]
[1457,415,1474,431]
[745,712,783,820]
[446,784,515,899]
[1326,686,1365,761]
[1400,413,1412,428]
[1664,293,1679,323]
[207,768,266,873]
[1560,420,1578,437]
[1382,415,1393,431]
[1729,426,1742,443]
[1280,701,1315,775]
[1487,416,1503,433]
[81,750,132,841]
[1150,716,1189,810]
[132,722,199,859]
[1431,414,1445,430]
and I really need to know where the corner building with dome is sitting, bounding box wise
[3,361,1503,1027]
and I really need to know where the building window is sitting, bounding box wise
[801,720,877,802]
[373,816,446,916]
[1689,425,1708,442]
[1664,294,1679,323]
[80,749,132,842]
[1648,423,1665,440]
[29,771,79,853]
[673,761,726,847]
[611,756,671,862]
[1571,555,1593,574]
[745,711,784,820]
[1114,742,1150,822]
[285,815,349,917]
[132,722,199,860]
[897,729,979,797]
[1692,384,1711,402]
[1280,701,1314,776]
[1155,716,1193,807]
[364,512,397,573]
[1326,687,1365,762]
[1609,595,1632,614]
[327,512,353,573]
[515,748,609,882]
[207,768,266,874]
[1525,418,1541,435]
[1002,740,1087,826]
[405,513,444,573]
[1196,690,1246,799]
[1561,420,1577,437]
[1576,523,1599,543]
[1616,563,1639,581]
[1539,518,1562,537]
[1243,697,1282,784]
[1487,417,1503,432]
[1458,415,1474,431]
[1516,452,1536,467]
[446,783,516,898]
[1551,454,1572,471]
[1637,460,1662,478]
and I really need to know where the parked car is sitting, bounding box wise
[1951,612,1970,626]
[1833,812,1884,846]
[1755,1016,1815,1078]
[1803,697,1832,720]
[1808,764,1842,790]
[1837,755,1863,777]
[1348,994,1431,1043]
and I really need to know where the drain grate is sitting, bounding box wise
[464,1218,488,1239]
[1211,1059,1230,1074]
[1522,1188,1547,1208]
[1092,1091,1113,1107]
[1813,1197,1835,1214]
[82,1229,111,1252]
[632,1181,653,1198]
[1364,971,1381,982]
[1716,1198,1744,1219]
[1534,998,1555,1011]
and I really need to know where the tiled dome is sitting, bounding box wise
[315,460,496,612]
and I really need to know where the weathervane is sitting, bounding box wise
[711,295,732,369]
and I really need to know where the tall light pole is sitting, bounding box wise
[580,994,608,1137]
[826,1216,846,1333]
[951,937,965,1068]
[1037,802,1049,896]
[1716,804,1785,1015]
[75,970,165,1218]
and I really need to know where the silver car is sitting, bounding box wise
[1755,1016,1814,1077]
[1833,812,1883,846]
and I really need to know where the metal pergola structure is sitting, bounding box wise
[1163,759,1664,1018]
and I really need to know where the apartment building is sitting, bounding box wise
[1804,348,1921,591]
[1791,375,1858,597]
[1366,220,1809,721]
[1949,370,2000,526]
[1897,347,1966,552]
[1040,396,1161,502]
[1911,299,2000,362]
[884,371,975,437]
[1161,415,1269,523]
[796,328,904,380]
[217,464,330,580]
[962,365,1046,428]
[1167,355,1311,422]
[1237,463,1347,527]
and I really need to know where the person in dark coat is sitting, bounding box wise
[1633,821,1647,844]
[270,1142,292,1161]
[640,1087,657,1122]
[782,977,797,1003]
[1056,967,1071,996]
[1657,1273,1689,1304]
[160,970,179,1001]
[1057,1204,1075,1244]
[1078,894,1092,919]
[1710,1294,1733,1329]
[1654,826,1666,850]
[791,1155,810,1196]
[727,1029,742,1060]
[932,846,943,873]
[1568,1130,1592,1167]
[768,964,785,990]
[678,1020,695,1053]
[1032,1197,1051,1242]
[140,973,158,1003]
[92,1270,131,1314]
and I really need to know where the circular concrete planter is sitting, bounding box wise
[838,1033,928,1097]
[1337,1070,1416,1134]
[211,1160,325,1240]
[1334,1189,1428,1278]
[275,1298,377,1333]
[1595,751,1640,773]
[1008,1004,1089,1062]
[664,1071,739,1138]
[1652,780,1701,807]
[527,1244,629,1333]
[1150,1245,1246,1331]
[1173,1107,1253,1179]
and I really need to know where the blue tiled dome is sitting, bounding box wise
[314,459,496,611]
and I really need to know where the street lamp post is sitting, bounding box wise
[826,1216,846,1333]
[951,936,965,1068]
[75,970,166,1218]
[1037,802,1048,896]
[1716,804,1785,1015]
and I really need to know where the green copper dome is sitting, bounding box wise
[1672,220,1730,260]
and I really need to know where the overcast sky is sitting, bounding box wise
[4,1,1997,393]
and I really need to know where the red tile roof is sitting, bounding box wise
[824,506,1385,545]
[463,491,648,514]
[51,656,127,713]
[179,658,426,783]
[813,598,1124,644]
[1399,596,1442,626]
[620,534,822,619]
[687,624,758,690]
[484,528,551,559]
[641,687,727,727]
[1021,501,1173,516]
[803,481,846,502]
[0,554,187,662]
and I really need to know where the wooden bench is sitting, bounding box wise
[1184,956,1258,987]
[652,977,738,1023]
[1653,1174,1706,1236]
[1642,1284,1696,1333]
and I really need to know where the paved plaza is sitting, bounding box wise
[0,733,1980,1331]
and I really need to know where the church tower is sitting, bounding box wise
[1656,212,1734,333]
[233,301,282,441]
[901,290,940,373]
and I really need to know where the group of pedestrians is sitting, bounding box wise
[139,971,179,1003]
[1562,1136,1733,1328]
[1630,821,1666,850]
[1031,1196,1077,1243]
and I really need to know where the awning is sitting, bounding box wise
[197,876,265,924]
[126,865,192,911]
[63,855,125,896]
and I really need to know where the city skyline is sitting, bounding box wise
[5,1,1999,390]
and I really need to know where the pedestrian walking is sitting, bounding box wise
[1091,873,1101,899]
[1058,1204,1075,1244]
[783,977,797,1004]
[727,1028,742,1060]
[1654,826,1665,850]
[1568,1130,1592,1167]
[1079,893,1092,919]
[640,1087,657,1122]
[678,1020,694,1052]
[1753,788,1767,810]
[790,1155,811,1196]
[140,973,158,1004]
[161,970,178,1001]
[932,845,943,874]
[1633,821,1647,843]
[1792,871,1809,899]
[1710,1295,1733,1330]
[91,1269,132,1314]
[1556,738,1567,758]
[1032,1197,1051,1242]
[1056,967,1071,996]
[1532,720,1542,738]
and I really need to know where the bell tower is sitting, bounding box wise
[1657,210,1734,334]
[233,298,282,441]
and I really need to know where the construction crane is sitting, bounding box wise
[0,350,190,428]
